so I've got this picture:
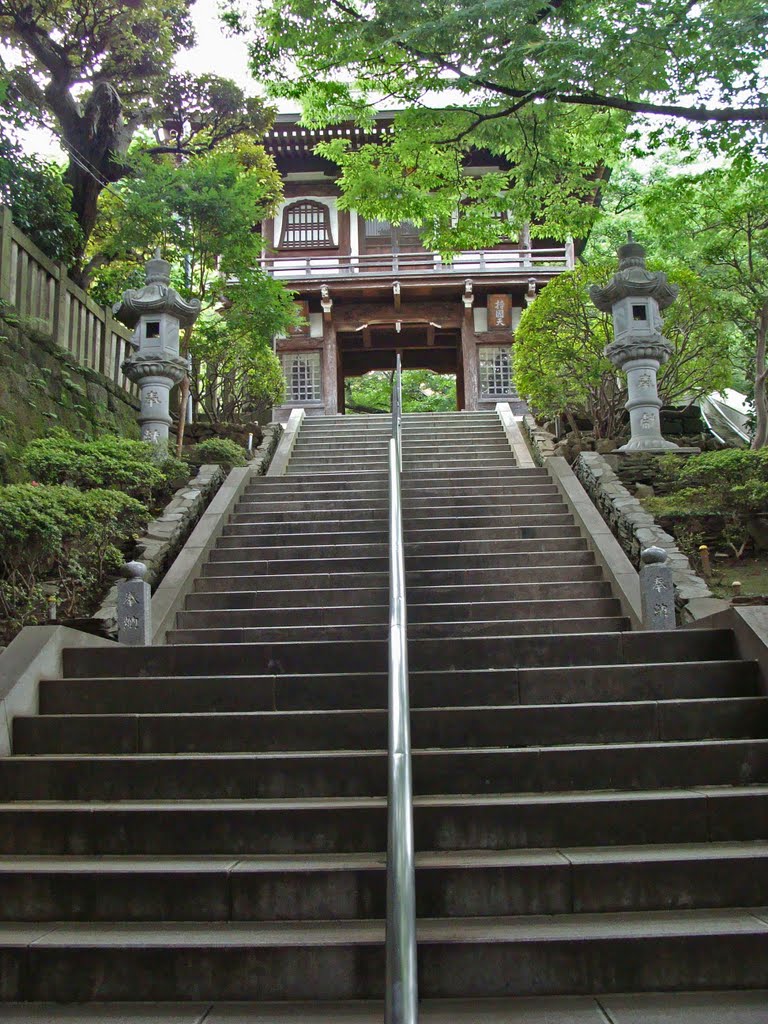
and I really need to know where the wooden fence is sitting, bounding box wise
[0,205,138,399]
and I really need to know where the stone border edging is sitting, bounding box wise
[522,414,557,464]
[267,407,305,476]
[0,625,117,756]
[93,424,283,637]
[150,422,283,645]
[685,605,768,694]
[496,403,535,468]
[573,450,725,622]
[546,456,642,629]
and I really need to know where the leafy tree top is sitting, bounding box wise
[224,0,766,246]
[1,0,194,129]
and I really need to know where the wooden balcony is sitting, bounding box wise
[260,245,574,283]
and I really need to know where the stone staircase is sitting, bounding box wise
[2,410,768,1020]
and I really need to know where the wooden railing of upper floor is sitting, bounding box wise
[0,206,138,399]
[260,242,576,280]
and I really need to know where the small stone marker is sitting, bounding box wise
[640,546,675,630]
[117,561,151,646]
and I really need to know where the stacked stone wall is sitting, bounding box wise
[574,451,714,618]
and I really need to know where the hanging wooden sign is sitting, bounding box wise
[487,294,512,330]
[291,300,310,335]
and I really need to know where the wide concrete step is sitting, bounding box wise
[402,466,546,481]
[174,605,389,630]
[286,454,391,466]
[208,541,387,562]
[227,507,388,525]
[244,480,388,495]
[167,615,629,645]
[186,587,388,610]
[4,785,767,855]
[201,555,389,576]
[402,494,567,510]
[40,662,758,716]
[7,992,767,1023]
[400,482,559,497]
[410,579,609,603]
[219,522,580,543]
[216,530,388,550]
[192,562,600,594]
[209,537,585,563]
[2,909,768,1000]
[199,551,602,578]
[62,629,737,678]
[186,580,607,612]
[194,570,390,593]
[14,698,768,756]
[409,597,622,623]
[7,738,768,801]
[232,498,388,514]
[5,842,768,924]
[223,519,388,537]
[400,457,515,470]
[405,537,587,557]
[167,622,390,644]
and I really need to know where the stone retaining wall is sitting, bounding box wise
[94,423,282,636]
[574,451,714,620]
[522,415,556,465]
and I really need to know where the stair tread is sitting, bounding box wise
[28,695,768,720]
[2,908,768,948]
[5,991,767,1024]
[5,784,768,810]
[4,841,768,872]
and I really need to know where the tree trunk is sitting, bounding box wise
[61,84,133,283]
[564,408,582,442]
[751,299,768,449]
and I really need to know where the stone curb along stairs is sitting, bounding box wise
[1,409,768,1019]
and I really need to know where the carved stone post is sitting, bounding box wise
[639,546,676,630]
[114,253,201,446]
[117,561,151,645]
[590,236,680,452]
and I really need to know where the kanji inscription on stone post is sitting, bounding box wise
[117,561,151,645]
[639,546,675,630]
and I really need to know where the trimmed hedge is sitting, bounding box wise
[21,431,187,504]
[0,484,147,642]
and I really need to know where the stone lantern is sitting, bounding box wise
[590,235,680,452]
[114,252,201,446]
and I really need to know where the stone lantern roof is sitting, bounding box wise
[113,252,201,329]
[589,234,678,311]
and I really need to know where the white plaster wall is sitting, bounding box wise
[474,308,488,333]
[349,210,360,257]
[309,313,323,339]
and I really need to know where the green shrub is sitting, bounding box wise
[189,437,248,469]
[0,484,148,641]
[20,431,188,504]
[647,448,768,557]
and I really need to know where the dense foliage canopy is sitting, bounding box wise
[224,0,768,248]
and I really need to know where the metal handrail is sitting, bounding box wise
[386,354,417,1024]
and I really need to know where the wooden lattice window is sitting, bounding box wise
[282,352,322,402]
[279,201,334,249]
[479,345,514,397]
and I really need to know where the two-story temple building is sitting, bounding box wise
[262,112,577,421]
